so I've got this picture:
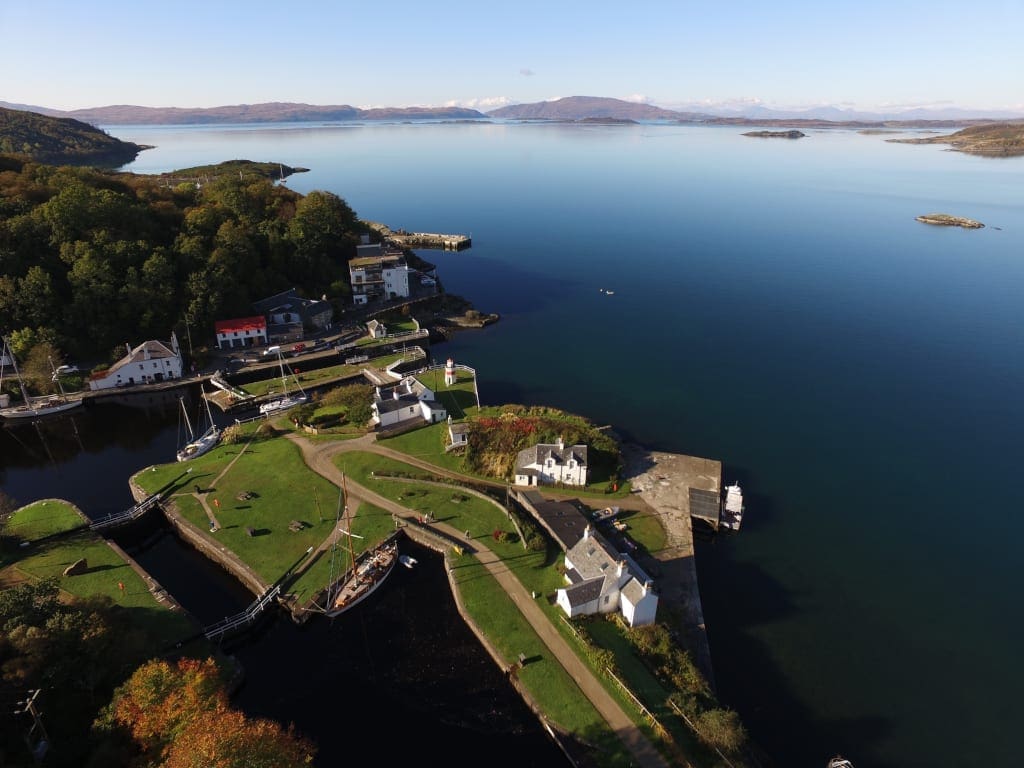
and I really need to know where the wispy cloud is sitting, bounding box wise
[623,94,650,104]
[519,68,535,77]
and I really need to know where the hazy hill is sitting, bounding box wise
[0,107,146,165]
[487,96,704,121]
[0,101,486,125]
[886,122,1024,156]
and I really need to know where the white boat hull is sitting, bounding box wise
[0,397,83,420]
[259,393,308,415]
[176,427,222,462]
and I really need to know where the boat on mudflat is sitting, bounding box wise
[325,542,398,617]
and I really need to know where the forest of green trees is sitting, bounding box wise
[0,155,364,371]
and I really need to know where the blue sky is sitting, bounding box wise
[2,0,1023,112]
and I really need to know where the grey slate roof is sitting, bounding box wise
[620,578,647,607]
[562,578,604,608]
[514,441,588,471]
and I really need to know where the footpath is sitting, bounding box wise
[286,433,671,768]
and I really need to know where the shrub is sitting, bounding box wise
[220,424,243,445]
[694,708,746,752]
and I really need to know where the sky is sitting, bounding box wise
[2,0,1023,113]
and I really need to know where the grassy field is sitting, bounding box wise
[2,501,197,645]
[136,434,342,586]
[450,550,634,766]
[126,427,692,764]
[1,498,86,542]
[335,451,522,546]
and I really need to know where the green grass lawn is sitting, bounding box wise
[449,550,634,766]
[3,502,197,646]
[239,363,364,397]
[137,434,343,587]
[2,499,85,541]
[336,451,523,546]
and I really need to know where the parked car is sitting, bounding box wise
[54,364,79,375]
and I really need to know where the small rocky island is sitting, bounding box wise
[915,213,985,229]
[742,129,806,139]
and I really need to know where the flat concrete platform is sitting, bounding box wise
[621,444,721,688]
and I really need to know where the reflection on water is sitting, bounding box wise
[123,529,571,767]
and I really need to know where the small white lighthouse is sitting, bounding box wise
[444,357,456,386]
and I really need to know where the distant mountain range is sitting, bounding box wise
[0,101,486,125]
[486,96,1024,126]
[487,96,706,121]
[2,96,1022,128]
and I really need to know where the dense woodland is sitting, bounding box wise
[0,108,145,166]
[0,155,363,371]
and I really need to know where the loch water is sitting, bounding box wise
[3,120,1023,768]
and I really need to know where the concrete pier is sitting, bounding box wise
[621,444,721,690]
[365,221,471,251]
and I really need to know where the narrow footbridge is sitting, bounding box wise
[204,585,282,642]
[89,493,163,531]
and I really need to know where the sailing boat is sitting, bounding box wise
[325,474,397,617]
[0,337,83,420]
[258,345,308,416]
[176,387,221,462]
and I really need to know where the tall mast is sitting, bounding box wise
[3,336,34,408]
[180,395,194,441]
[343,473,356,573]
[278,348,289,397]
[48,356,67,400]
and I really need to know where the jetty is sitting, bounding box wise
[365,221,471,251]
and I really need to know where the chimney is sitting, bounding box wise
[583,523,592,540]
[556,435,565,450]
[617,560,626,577]
[125,342,132,358]
[642,580,653,596]
[392,388,400,400]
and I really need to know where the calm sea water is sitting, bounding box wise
[5,120,1022,767]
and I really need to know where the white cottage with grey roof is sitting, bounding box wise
[87,335,183,391]
[556,524,658,627]
[514,436,588,487]
[371,375,447,428]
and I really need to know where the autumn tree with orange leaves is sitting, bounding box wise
[95,657,315,767]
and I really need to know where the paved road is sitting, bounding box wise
[285,433,671,768]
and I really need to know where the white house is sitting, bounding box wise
[556,524,658,627]
[88,335,183,391]
[371,376,447,428]
[446,416,469,451]
[514,437,588,487]
[366,319,387,339]
[349,249,413,305]
[214,316,268,350]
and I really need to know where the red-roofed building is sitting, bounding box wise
[214,316,267,349]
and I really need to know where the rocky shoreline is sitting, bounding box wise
[915,212,985,228]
